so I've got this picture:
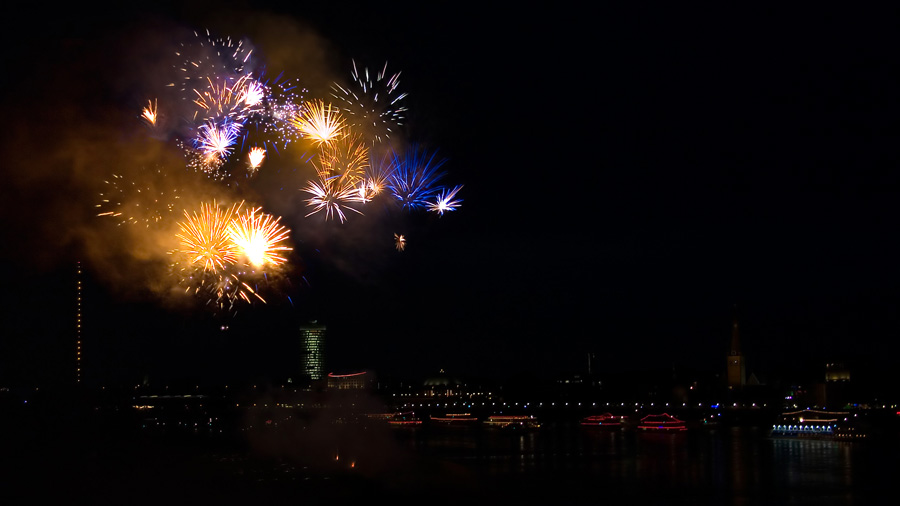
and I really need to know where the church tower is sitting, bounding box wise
[726,307,746,390]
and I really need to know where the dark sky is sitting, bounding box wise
[3,3,900,388]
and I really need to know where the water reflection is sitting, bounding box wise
[398,422,894,504]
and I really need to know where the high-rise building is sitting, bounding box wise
[726,309,746,390]
[300,320,326,382]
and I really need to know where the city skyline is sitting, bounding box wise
[4,4,900,390]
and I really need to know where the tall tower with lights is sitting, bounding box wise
[300,320,326,383]
[75,261,83,384]
[726,307,745,390]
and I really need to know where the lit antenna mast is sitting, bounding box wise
[76,261,82,384]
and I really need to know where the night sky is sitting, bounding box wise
[3,4,900,388]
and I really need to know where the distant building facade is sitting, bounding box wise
[825,361,852,408]
[327,371,372,390]
[726,312,746,390]
[300,321,326,382]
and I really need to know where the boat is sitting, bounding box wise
[365,411,423,427]
[770,408,855,440]
[483,415,541,431]
[580,413,626,428]
[637,413,687,432]
[429,412,480,427]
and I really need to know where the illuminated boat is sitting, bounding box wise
[580,413,626,428]
[366,411,423,427]
[770,408,854,439]
[429,412,480,427]
[637,413,687,432]
[483,415,541,431]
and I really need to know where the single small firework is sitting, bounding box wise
[227,206,292,268]
[176,201,243,273]
[239,77,266,107]
[291,99,346,147]
[394,233,406,252]
[357,149,395,201]
[141,99,158,126]
[247,147,266,172]
[302,172,366,223]
[428,184,463,215]
[195,120,242,160]
[331,60,407,143]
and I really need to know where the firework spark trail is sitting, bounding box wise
[394,233,406,252]
[387,146,448,210]
[227,206,292,268]
[317,133,369,180]
[240,73,308,152]
[357,149,394,201]
[96,169,182,227]
[181,141,227,179]
[331,60,407,143]
[185,270,265,310]
[192,75,264,123]
[173,30,254,96]
[176,201,243,273]
[428,184,464,215]
[291,99,346,146]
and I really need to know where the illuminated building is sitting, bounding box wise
[423,369,463,397]
[726,311,745,390]
[326,371,371,390]
[825,362,850,382]
[825,362,852,408]
[300,321,326,382]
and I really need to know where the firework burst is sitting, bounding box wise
[141,99,158,127]
[302,171,366,223]
[291,99,346,146]
[239,77,266,107]
[356,149,394,201]
[227,206,292,268]
[428,184,464,215]
[107,26,466,316]
[386,146,448,210]
[317,133,369,180]
[175,201,243,273]
[192,75,264,123]
[247,147,266,173]
[331,60,407,143]
[195,120,242,160]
